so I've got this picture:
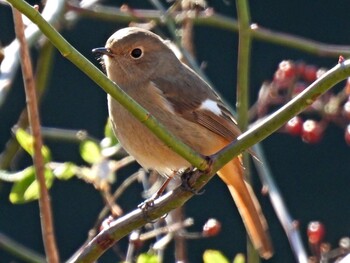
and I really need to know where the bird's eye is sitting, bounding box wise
[130,48,143,59]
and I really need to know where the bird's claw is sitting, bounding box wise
[138,193,168,223]
[138,193,158,211]
[180,168,205,195]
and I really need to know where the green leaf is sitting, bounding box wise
[80,140,102,164]
[10,168,54,204]
[52,162,77,180]
[14,128,51,162]
[104,118,118,146]
[136,253,159,263]
[203,250,229,263]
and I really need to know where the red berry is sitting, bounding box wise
[278,60,296,79]
[203,218,221,237]
[345,124,350,146]
[301,120,323,143]
[292,82,307,97]
[296,61,306,76]
[273,60,296,87]
[303,65,318,83]
[285,116,303,136]
[307,221,325,245]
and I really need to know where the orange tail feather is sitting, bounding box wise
[217,157,273,259]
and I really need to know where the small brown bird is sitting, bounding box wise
[93,27,273,259]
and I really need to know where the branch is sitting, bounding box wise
[252,145,308,262]
[12,8,59,263]
[67,168,212,262]
[68,2,350,57]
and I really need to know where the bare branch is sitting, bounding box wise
[12,7,59,263]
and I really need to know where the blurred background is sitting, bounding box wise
[1,0,350,262]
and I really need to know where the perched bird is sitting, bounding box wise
[93,27,273,259]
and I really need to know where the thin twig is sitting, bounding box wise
[67,2,350,57]
[140,218,194,241]
[0,232,46,263]
[146,0,210,84]
[41,127,98,143]
[0,0,65,107]
[253,145,308,263]
[84,170,141,246]
[12,8,59,263]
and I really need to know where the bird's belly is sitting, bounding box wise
[108,95,225,176]
[108,99,189,175]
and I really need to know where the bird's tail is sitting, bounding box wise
[217,157,273,259]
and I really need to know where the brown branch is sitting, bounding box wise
[12,8,60,263]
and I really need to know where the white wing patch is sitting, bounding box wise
[199,99,222,116]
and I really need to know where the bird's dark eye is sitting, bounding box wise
[130,48,143,59]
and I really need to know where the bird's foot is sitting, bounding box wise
[138,192,159,211]
[180,168,205,195]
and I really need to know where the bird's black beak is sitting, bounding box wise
[92,47,111,56]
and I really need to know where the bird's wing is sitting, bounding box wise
[151,67,241,142]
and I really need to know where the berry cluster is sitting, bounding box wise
[253,60,350,144]
[306,221,350,262]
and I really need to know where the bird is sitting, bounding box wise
[92,27,273,259]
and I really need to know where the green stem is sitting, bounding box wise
[0,232,46,263]
[250,25,350,57]
[6,0,208,172]
[236,0,251,131]
[236,1,257,261]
